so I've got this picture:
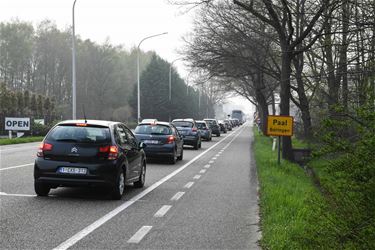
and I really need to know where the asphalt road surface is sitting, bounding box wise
[0,125,260,250]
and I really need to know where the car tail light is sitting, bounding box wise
[108,145,118,160]
[192,127,197,132]
[37,142,53,157]
[167,135,175,144]
[98,145,119,160]
[99,145,109,153]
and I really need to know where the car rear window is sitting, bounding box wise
[196,122,206,129]
[205,120,217,125]
[172,121,193,128]
[46,125,111,143]
[135,124,172,135]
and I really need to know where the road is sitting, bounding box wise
[0,125,260,250]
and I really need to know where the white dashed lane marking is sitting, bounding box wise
[193,175,201,180]
[199,169,206,174]
[154,205,172,218]
[209,160,214,164]
[204,164,211,169]
[184,182,194,189]
[127,226,153,243]
[170,192,185,201]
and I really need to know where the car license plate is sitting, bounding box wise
[144,140,159,144]
[58,167,87,175]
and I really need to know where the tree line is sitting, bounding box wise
[181,0,374,248]
[0,20,216,131]
[0,83,57,133]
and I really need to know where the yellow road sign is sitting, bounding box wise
[266,115,294,136]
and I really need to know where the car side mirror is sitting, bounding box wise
[139,142,147,149]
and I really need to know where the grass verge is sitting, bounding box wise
[253,129,325,249]
[0,136,44,145]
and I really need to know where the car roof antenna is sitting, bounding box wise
[83,105,87,123]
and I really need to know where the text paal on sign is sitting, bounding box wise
[266,115,293,137]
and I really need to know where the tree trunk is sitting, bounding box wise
[280,46,294,161]
[255,88,269,135]
[293,54,313,139]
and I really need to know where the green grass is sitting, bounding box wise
[0,136,44,145]
[254,130,325,249]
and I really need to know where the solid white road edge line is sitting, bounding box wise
[127,226,153,243]
[0,163,33,171]
[53,125,246,250]
[0,192,36,197]
[184,182,194,189]
[170,192,185,201]
[0,144,39,152]
[154,205,172,218]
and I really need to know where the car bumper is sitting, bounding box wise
[182,136,199,145]
[200,132,210,140]
[143,144,175,158]
[34,158,119,187]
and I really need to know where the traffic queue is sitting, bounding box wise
[33,117,242,200]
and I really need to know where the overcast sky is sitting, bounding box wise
[0,0,253,114]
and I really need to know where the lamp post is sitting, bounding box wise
[72,0,78,119]
[169,58,183,102]
[168,58,183,121]
[137,32,168,123]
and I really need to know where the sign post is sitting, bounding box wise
[5,117,30,139]
[266,115,294,165]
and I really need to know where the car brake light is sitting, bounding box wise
[192,127,197,132]
[98,145,119,160]
[108,145,118,160]
[76,123,87,127]
[99,146,109,153]
[37,142,53,157]
[167,136,175,144]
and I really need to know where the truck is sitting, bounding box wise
[231,110,244,124]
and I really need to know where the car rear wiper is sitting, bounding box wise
[56,138,78,142]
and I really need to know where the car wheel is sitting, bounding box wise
[216,133,220,137]
[177,148,183,161]
[198,139,202,148]
[112,168,125,200]
[134,161,146,188]
[169,149,177,164]
[194,140,199,150]
[34,182,50,196]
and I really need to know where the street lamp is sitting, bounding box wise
[169,57,183,102]
[71,0,78,119]
[137,32,168,123]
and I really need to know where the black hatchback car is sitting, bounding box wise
[34,120,147,200]
[134,120,184,164]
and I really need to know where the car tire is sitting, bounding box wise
[216,133,220,137]
[177,148,183,161]
[198,139,202,148]
[134,161,146,188]
[34,182,50,196]
[112,168,125,200]
[169,150,177,164]
[194,140,199,150]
